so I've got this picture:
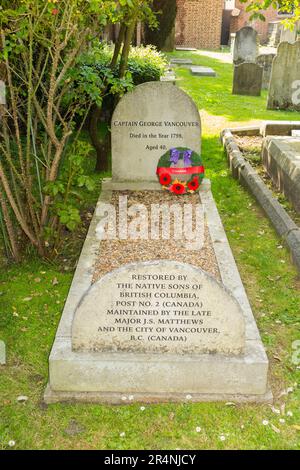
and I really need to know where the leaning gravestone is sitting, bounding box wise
[232,62,263,96]
[268,41,300,111]
[45,82,270,404]
[256,53,276,90]
[233,26,259,65]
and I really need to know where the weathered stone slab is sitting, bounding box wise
[292,130,300,137]
[268,41,300,110]
[262,136,300,213]
[190,66,216,77]
[111,82,201,182]
[260,120,300,137]
[232,63,263,96]
[233,26,258,65]
[72,261,245,355]
[256,53,276,90]
[176,47,197,51]
[170,58,193,65]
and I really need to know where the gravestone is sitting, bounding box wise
[233,26,259,65]
[45,82,270,404]
[256,53,276,90]
[268,41,300,111]
[111,82,201,182]
[232,63,263,96]
[190,66,216,77]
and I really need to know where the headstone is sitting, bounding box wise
[111,82,201,182]
[232,62,263,96]
[190,66,216,77]
[256,53,276,90]
[72,261,245,355]
[233,26,259,65]
[268,41,300,111]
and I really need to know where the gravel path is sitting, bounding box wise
[93,191,220,282]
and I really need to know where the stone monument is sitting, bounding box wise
[45,82,271,404]
[256,53,276,90]
[233,26,259,65]
[268,41,300,111]
[232,63,263,96]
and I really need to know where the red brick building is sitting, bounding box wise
[230,1,287,44]
[175,1,294,50]
[175,0,224,50]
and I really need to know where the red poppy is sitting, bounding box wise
[159,173,171,186]
[52,8,59,15]
[187,177,199,191]
[170,182,186,195]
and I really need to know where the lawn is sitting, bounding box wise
[0,50,300,450]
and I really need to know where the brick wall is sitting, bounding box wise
[230,1,279,43]
[175,0,224,50]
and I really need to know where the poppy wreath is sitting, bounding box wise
[156,147,205,195]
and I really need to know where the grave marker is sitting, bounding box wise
[233,26,258,65]
[268,41,300,111]
[232,63,263,96]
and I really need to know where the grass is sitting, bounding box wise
[0,50,300,450]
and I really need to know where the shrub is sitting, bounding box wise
[75,43,168,88]
[127,45,168,84]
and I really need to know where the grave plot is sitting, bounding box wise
[221,124,300,273]
[45,82,270,404]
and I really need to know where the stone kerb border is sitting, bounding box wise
[220,125,300,273]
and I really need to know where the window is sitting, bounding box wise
[277,1,294,16]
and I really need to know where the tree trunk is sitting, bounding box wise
[119,21,136,78]
[89,104,110,172]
